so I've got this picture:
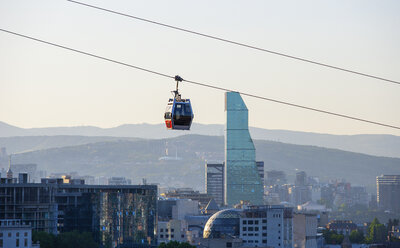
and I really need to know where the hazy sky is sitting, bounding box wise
[1,0,399,135]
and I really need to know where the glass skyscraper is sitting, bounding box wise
[224,92,263,206]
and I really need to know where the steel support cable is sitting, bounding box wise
[66,0,400,86]
[1,28,399,130]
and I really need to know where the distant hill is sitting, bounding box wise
[0,136,140,154]
[1,121,399,158]
[8,135,400,192]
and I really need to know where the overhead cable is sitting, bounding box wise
[1,28,399,130]
[66,0,400,86]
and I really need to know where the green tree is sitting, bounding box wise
[366,218,387,244]
[56,230,98,248]
[158,240,196,248]
[349,230,364,244]
[32,231,56,248]
[322,229,344,244]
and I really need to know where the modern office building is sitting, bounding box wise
[0,177,157,247]
[377,175,400,213]
[206,161,264,207]
[224,92,263,206]
[205,163,225,206]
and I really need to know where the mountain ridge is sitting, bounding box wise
[1,121,399,158]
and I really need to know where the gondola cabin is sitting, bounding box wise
[164,98,194,130]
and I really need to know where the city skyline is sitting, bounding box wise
[1,0,400,136]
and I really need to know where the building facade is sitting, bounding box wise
[206,161,264,207]
[240,205,293,248]
[0,179,157,247]
[293,213,317,248]
[205,163,224,206]
[377,175,400,213]
[225,92,263,206]
[0,219,37,248]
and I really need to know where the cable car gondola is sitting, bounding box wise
[164,75,194,130]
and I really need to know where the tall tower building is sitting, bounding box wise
[224,92,263,206]
[376,175,400,213]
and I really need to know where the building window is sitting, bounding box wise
[8,233,11,238]
[248,227,253,231]
[181,234,184,238]
[262,240,267,243]
[16,239,20,247]
[255,220,259,225]
[255,227,259,231]
[24,239,28,247]
[160,228,163,232]
[171,235,174,238]
[16,232,20,237]
[166,235,169,238]
[248,220,253,224]
[160,235,164,238]
[24,232,28,237]
[0,239,3,248]
[243,220,247,224]
[262,226,267,230]
[243,227,246,231]
[171,229,174,232]
[226,242,232,248]
[262,233,267,237]
[0,233,2,237]
[262,220,267,223]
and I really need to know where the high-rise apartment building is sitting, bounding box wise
[225,92,263,206]
[377,175,400,213]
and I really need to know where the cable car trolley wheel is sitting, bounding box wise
[164,75,194,130]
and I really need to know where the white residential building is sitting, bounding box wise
[0,219,38,248]
[240,205,293,248]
